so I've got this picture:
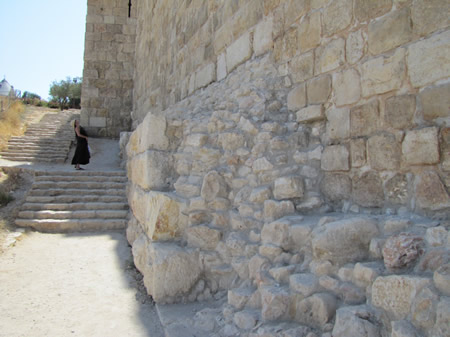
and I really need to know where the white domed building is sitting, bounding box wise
[0,78,13,96]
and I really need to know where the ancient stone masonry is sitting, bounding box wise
[109,0,450,336]
[81,0,137,137]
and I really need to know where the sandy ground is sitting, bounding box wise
[0,137,165,337]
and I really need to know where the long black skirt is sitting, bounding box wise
[71,140,90,165]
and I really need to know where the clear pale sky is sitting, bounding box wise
[0,0,87,100]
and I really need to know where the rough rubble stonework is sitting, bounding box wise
[85,0,450,336]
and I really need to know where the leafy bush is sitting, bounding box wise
[0,190,13,206]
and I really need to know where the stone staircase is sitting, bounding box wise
[0,110,78,163]
[15,170,129,232]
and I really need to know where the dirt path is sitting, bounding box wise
[0,134,165,337]
[0,231,164,337]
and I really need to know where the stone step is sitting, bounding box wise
[28,188,127,197]
[21,202,128,211]
[34,170,126,177]
[15,218,127,232]
[0,155,67,163]
[32,180,126,190]
[18,209,129,220]
[1,149,69,156]
[34,174,127,183]
[25,194,127,204]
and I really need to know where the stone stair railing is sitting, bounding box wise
[15,170,129,232]
[0,110,78,163]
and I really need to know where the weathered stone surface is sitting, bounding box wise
[248,254,270,282]
[419,83,450,121]
[320,173,352,203]
[321,145,349,171]
[407,31,450,88]
[263,200,295,222]
[402,127,439,165]
[174,176,202,198]
[226,32,252,73]
[433,297,450,337]
[385,174,409,205]
[127,112,169,156]
[254,17,274,56]
[315,38,345,74]
[383,218,412,234]
[391,320,420,337]
[261,218,291,249]
[233,310,258,330]
[298,11,321,52]
[382,233,424,270]
[228,287,254,310]
[260,285,290,321]
[293,293,337,328]
[434,263,450,296]
[253,157,274,173]
[361,49,405,97]
[218,132,245,151]
[415,171,450,212]
[307,75,331,105]
[269,265,295,284]
[333,69,361,107]
[352,171,384,208]
[296,105,324,123]
[141,242,201,303]
[426,226,448,247]
[323,0,352,36]
[384,94,416,129]
[352,262,383,289]
[249,186,272,204]
[411,0,450,37]
[289,51,314,83]
[367,133,401,170]
[368,8,412,55]
[325,107,350,141]
[332,305,381,337]
[350,100,379,137]
[354,0,392,22]
[201,171,228,202]
[195,63,216,89]
[186,225,222,250]
[289,273,320,297]
[127,150,172,190]
[350,138,366,167]
[372,275,431,319]
[312,217,379,264]
[411,286,439,330]
[273,176,305,200]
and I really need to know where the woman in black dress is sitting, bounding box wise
[71,120,90,170]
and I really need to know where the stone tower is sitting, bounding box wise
[81,0,136,137]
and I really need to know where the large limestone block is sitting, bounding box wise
[287,84,306,111]
[315,38,345,74]
[368,8,412,55]
[419,83,450,121]
[354,0,392,22]
[312,217,379,264]
[323,0,352,36]
[195,63,215,90]
[407,31,450,88]
[332,305,381,337]
[321,145,349,171]
[333,69,361,106]
[192,148,222,174]
[326,108,350,141]
[372,275,431,319]
[263,200,295,222]
[415,171,450,212]
[289,51,314,83]
[391,320,420,337]
[226,32,252,73]
[320,173,352,202]
[350,99,380,137]
[296,105,325,123]
[361,48,405,97]
[411,0,450,37]
[308,75,331,105]
[298,11,321,52]
[186,225,222,250]
[402,127,439,165]
[254,17,274,56]
[129,186,188,241]
[368,133,401,170]
[273,176,305,200]
[352,171,384,208]
[384,94,416,129]
[127,150,172,190]
[434,264,450,296]
[218,132,245,151]
[126,112,169,157]
[433,297,450,337]
[143,242,201,303]
[350,138,366,167]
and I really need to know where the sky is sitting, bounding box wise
[0,0,87,100]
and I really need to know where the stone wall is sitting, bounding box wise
[123,0,450,336]
[81,0,137,137]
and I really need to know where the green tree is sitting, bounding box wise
[49,77,82,110]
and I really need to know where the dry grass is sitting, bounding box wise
[0,101,26,152]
